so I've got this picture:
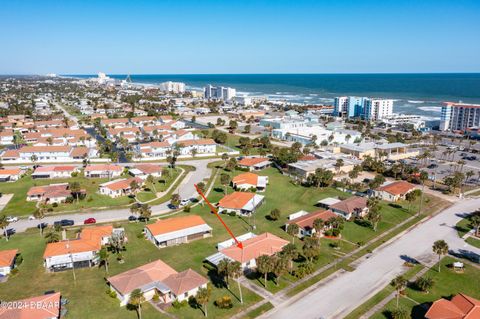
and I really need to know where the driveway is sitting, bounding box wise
[9,158,217,233]
[263,198,480,319]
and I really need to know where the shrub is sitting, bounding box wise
[215,296,233,309]
[87,196,93,202]
[65,197,74,204]
[183,205,191,212]
[48,208,54,212]
[329,242,339,249]
[9,268,19,276]
[15,254,23,265]
[228,211,236,217]
[152,293,159,302]
[294,262,314,279]
[107,290,117,298]
[71,172,78,177]
[52,202,58,208]
[172,300,188,309]
[136,232,144,239]
[389,307,409,319]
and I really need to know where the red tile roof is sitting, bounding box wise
[0,168,21,175]
[162,269,209,296]
[329,196,367,215]
[176,139,216,146]
[134,164,163,174]
[34,166,77,173]
[288,210,337,230]
[27,183,71,198]
[146,215,208,236]
[0,292,61,319]
[425,293,480,319]
[221,232,289,263]
[232,172,259,186]
[84,164,122,172]
[101,177,143,191]
[376,181,415,195]
[0,249,18,267]
[238,157,270,167]
[218,192,256,210]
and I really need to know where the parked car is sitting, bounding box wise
[427,164,438,169]
[54,219,74,227]
[5,228,15,236]
[168,203,178,210]
[128,215,137,222]
[180,198,191,206]
[37,222,48,229]
[83,218,96,224]
[138,216,149,222]
[6,216,18,223]
[28,215,36,220]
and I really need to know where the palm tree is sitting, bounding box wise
[195,285,211,317]
[272,255,289,286]
[432,240,449,272]
[98,247,110,274]
[128,289,145,319]
[286,223,299,244]
[34,204,48,236]
[220,174,231,194]
[367,209,381,231]
[0,215,10,241]
[415,276,434,293]
[45,230,60,243]
[256,255,273,289]
[471,213,480,237]
[313,218,325,237]
[418,171,429,216]
[146,175,156,193]
[229,261,243,304]
[281,243,298,273]
[139,204,152,223]
[218,258,233,288]
[391,275,407,308]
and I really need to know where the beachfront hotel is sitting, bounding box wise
[204,84,236,101]
[333,96,393,120]
[439,102,480,131]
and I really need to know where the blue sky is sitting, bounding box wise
[0,0,479,74]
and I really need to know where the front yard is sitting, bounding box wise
[371,256,480,319]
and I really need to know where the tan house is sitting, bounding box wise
[373,181,416,202]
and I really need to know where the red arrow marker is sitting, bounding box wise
[194,184,243,249]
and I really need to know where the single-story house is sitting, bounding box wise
[0,292,61,319]
[232,172,268,191]
[43,225,120,271]
[373,181,416,202]
[317,197,341,209]
[84,164,123,178]
[285,210,338,237]
[0,168,22,182]
[206,232,289,270]
[217,192,265,215]
[144,215,212,248]
[27,183,83,203]
[329,196,369,219]
[129,164,163,178]
[175,138,217,156]
[32,165,79,179]
[237,157,271,171]
[0,249,18,277]
[99,177,143,198]
[107,259,208,306]
[425,293,480,319]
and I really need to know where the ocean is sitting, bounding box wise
[68,73,480,121]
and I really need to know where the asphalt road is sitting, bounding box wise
[7,158,217,233]
[264,198,480,319]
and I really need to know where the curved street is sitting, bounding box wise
[8,158,218,233]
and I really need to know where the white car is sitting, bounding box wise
[180,199,191,206]
[6,216,18,223]
[28,215,36,220]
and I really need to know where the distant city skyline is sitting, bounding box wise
[1,0,479,74]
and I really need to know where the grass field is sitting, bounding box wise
[371,257,480,319]
[0,168,182,217]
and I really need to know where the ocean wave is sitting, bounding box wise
[418,106,442,113]
[407,100,425,104]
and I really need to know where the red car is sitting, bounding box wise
[83,218,96,224]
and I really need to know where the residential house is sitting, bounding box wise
[32,166,79,179]
[129,164,163,178]
[373,181,416,202]
[0,292,61,319]
[27,183,81,203]
[206,232,289,270]
[136,141,171,159]
[99,177,143,198]
[284,210,337,237]
[107,127,141,143]
[175,139,216,156]
[43,225,120,271]
[107,259,208,306]
[237,157,271,171]
[329,196,369,219]
[101,118,129,128]
[0,130,14,145]
[232,172,268,191]
[0,168,22,182]
[217,192,265,215]
[425,293,480,319]
[84,164,123,178]
[0,249,18,277]
[144,215,212,248]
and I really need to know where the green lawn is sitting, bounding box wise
[0,222,262,319]
[465,236,480,248]
[456,217,473,237]
[371,257,480,319]
[0,168,182,217]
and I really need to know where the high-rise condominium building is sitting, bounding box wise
[158,81,186,93]
[204,85,236,101]
[363,99,393,121]
[440,102,480,131]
